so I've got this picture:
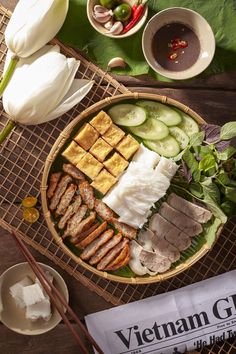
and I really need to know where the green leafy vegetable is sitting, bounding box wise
[199,154,216,172]
[189,131,205,147]
[220,122,236,140]
[216,146,236,160]
[224,187,236,203]
[183,150,200,182]
[202,185,227,223]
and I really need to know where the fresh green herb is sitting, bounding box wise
[183,150,201,182]
[174,121,236,221]
[189,131,205,147]
[199,154,216,172]
[220,122,236,140]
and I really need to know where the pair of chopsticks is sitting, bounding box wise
[11,230,104,354]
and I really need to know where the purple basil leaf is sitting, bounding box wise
[215,140,231,152]
[201,124,221,143]
[179,160,192,182]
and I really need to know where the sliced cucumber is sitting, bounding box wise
[169,126,189,149]
[175,109,199,137]
[144,136,180,158]
[108,104,146,127]
[137,100,182,126]
[129,118,169,140]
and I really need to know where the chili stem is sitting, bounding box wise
[0,120,16,144]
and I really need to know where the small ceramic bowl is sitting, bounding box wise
[87,0,148,39]
[142,7,215,80]
[0,262,69,335]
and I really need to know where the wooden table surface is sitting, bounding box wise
[1,1,236,354]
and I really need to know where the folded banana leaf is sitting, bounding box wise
[58,0,236,81]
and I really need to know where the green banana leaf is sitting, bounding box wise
[58,0,236,81]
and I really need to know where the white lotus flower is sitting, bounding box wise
[0,0,69,97]
[5,0,69,58]
[0,45,93,142]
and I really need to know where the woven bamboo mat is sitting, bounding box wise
[0,5,236,353]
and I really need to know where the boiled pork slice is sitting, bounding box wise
[151,235,180,263]
[137,229,154,251]
[129,241,157,276]
[149,214,191,251]
[139,249,171,273]
[167,193,212,223]
[159,202,203,237]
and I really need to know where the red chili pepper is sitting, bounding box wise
[122,0,148,34]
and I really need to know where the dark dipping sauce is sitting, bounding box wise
[152,23,201,72]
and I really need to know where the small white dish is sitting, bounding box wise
[87,0,148,39]
[0,262,69,335]
[142,7,215,80]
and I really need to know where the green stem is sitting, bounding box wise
[0,120,16,144]
[0,56,19,96]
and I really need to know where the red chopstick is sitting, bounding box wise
[11,230,104,354]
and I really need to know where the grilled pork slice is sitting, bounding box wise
[47,172,62,199]
[80,229,114,261]
[139,249,171,273]
[58,196,82,229]
[63,204,88,238]
[94,199,115,221]
[151,235,180,263]
[77,221,107,249]
[62,164,85,181]
[72,222,100,244]
[79,180,95,209]
[167,193,212,223]
[109,218,137,239]
[70,212,96,239]
[56,183,77,216]
[49,175,72,211]
[89,233,123,265]
[159,202,203,237]
[97,238,129,271]
[150,214,191,251]
[105,244,130,271]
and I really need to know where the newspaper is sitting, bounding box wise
[85,270,236,354]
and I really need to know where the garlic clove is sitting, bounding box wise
[107,57,127,69]
[109,21,123,35]
[93,6,113,24]
[93,12,112,24]
[94,5,111,13]
[104,19,114,30]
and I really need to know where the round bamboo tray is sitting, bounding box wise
[41,92,223,284]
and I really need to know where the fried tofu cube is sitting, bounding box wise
[116,134,139,160]
[89,138,113,162]
[90,111,112,135]
[61,141,86,165]
[103,124,125,147]
[76,153,103,180]
[103,152,128,177]
[74,123,99,150]
[91,169,117,195]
